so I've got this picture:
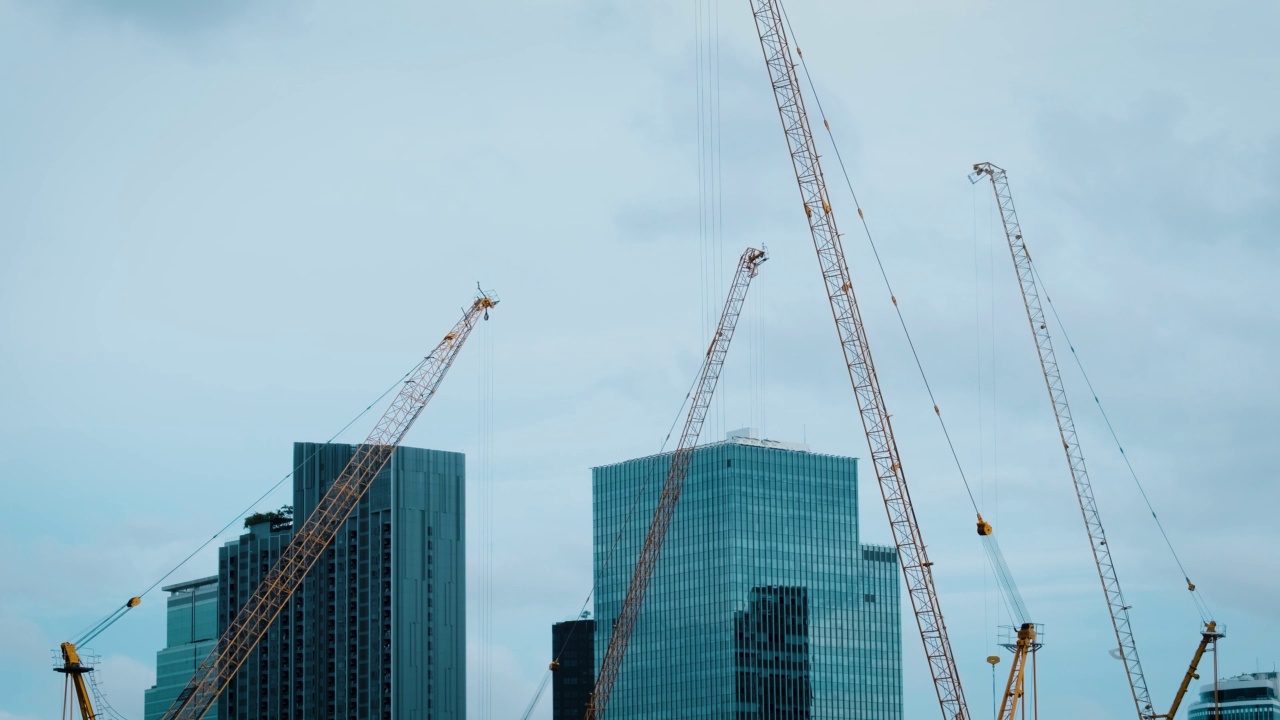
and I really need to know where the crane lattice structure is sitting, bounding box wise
[585,246,767,720]
[972,162,1222,720]
[747,3,968,719]
[161,290,497,720]
[972,160,1150,717]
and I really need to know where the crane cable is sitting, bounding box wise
[66,356,430,649]
[777,3,1033,627]
[1029,262,1213,623]
[778,4,978,510]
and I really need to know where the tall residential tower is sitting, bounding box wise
[216,442,465,720]
[593,430,902,719]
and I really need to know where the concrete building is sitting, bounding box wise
[143,576,220,720]
[1188,671,1280,720]
[593,429,902,719]
[217,442,465,720]
[551,618,596,720]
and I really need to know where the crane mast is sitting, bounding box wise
[971,161,1154,718]
[162,290,497,720]
[585,247,767,720]
[747,4,968,719]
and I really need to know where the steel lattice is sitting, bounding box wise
[162,293,497,720]
[974,161,1155,720]
[749,3,969,718]
[586,247,767,720]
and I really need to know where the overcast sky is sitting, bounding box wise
[2,1,1277,719]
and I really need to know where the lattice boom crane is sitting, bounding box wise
[747,4,969,718]
[162,290,497,720]
[971,162,1221,720]
[585,246,767,720]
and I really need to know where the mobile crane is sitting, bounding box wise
[584,246,767,720]
[747,3,969,718]
[971,161,1222,720]
[159,289,497,720]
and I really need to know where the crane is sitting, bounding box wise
[56,598,135,720]
[970,161,1222,720]
[55,595,140,720]
[747,4,969,718]
[161,289,497,720]
[977,514,1041,720]
[585,246,767,720]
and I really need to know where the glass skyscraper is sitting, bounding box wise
[216,442,465,720]
[143,576,220,720]
[593,430,902,719]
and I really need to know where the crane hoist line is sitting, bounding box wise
[160,289,498,720]
[747,3,969,719]
[971,162,1222,720]
[585,246,767,720]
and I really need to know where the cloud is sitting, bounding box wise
[30,0,275,35]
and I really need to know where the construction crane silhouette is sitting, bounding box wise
[160,289,497,720]
[746,3,969,718]
[584,246,767,720]
[971,161,1222,720]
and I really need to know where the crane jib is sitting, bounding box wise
[585,247,767,720]
[748,2,970,719]
[160,292,497,720]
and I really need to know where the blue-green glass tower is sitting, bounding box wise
[593,430,902,719]
[143,576,220,720]
[217,442,465,720]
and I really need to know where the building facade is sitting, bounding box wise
[217,442,465,720]
[593,430,902,720]
[1188,671,1280,720]
[552,618,596,720]
[143,577,220,720]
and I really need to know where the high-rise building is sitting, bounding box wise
[1188,671,1280,720]
[217,442,466,720]
[593,429,902,719]
[551,618,596,720]
[143,576,220,720]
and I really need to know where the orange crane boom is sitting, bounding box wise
[585,246,767,720]
[161,290,497,720]
[747,4,969,719]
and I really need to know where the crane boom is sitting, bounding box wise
[585,246,767,720]
[162,290,497,720]
[972,161,1155,718]
[748,5,968,719]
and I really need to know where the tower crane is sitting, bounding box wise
[971,161,1222,720]
[160,289,497,720]
[585,246,767,720]
[747,4,969,718]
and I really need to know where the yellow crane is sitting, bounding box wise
[585,247,767,720]
[976,513,1042,720]
[159,289,497,720]
[747,3,968,718]
[55,595,139,720]
[971,161,1222,720]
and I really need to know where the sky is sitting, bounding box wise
[1,1,1277,719]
